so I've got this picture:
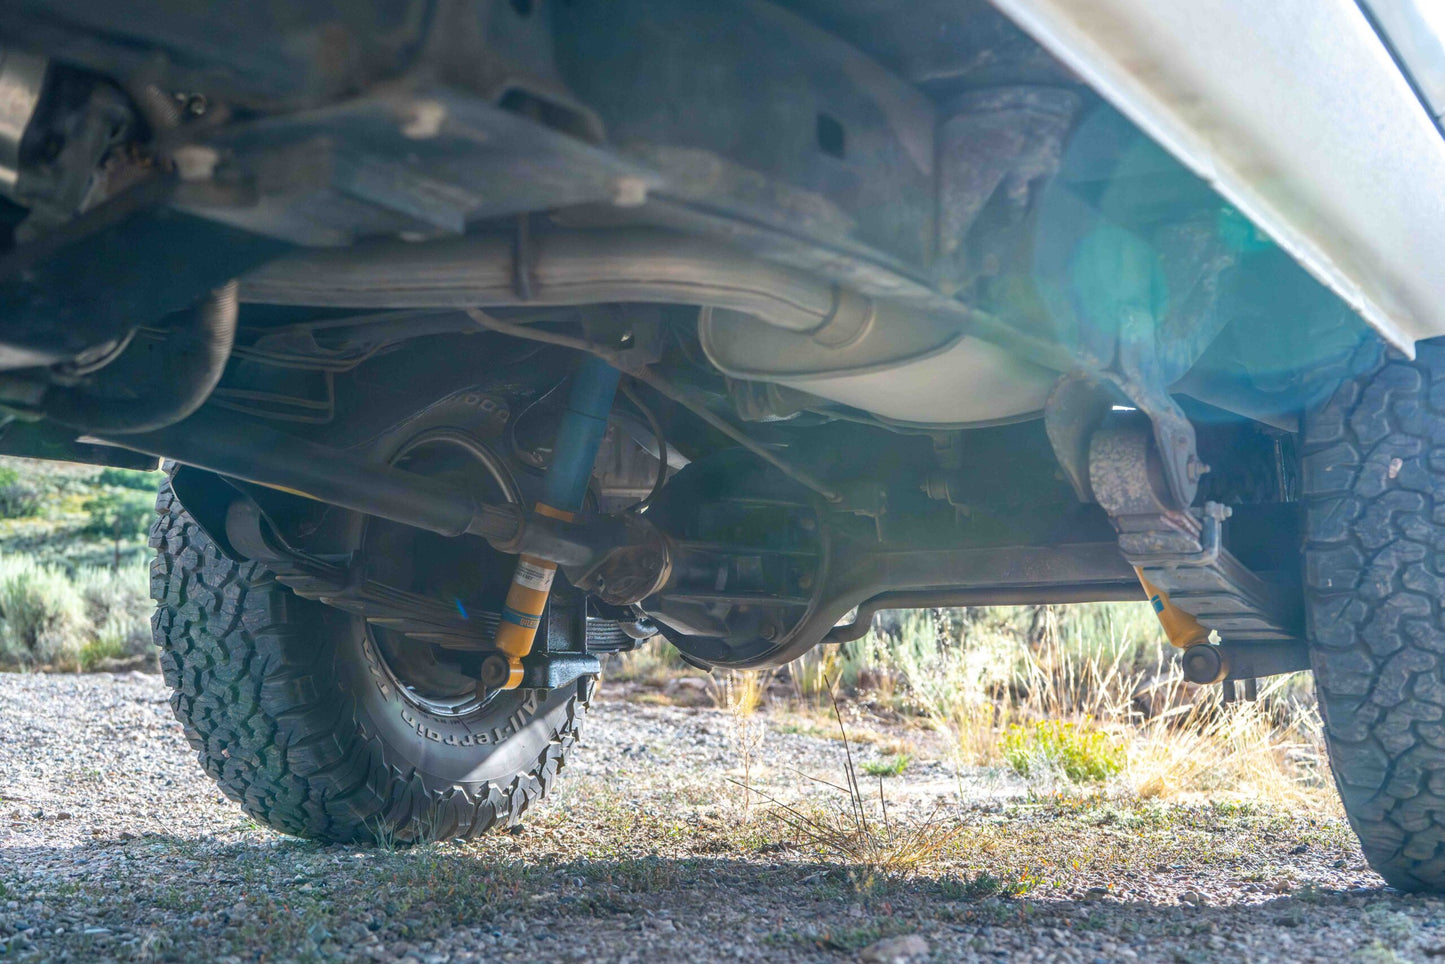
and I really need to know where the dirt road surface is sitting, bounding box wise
[1,672,1437,962]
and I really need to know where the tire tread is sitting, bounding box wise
[1304,339,1445,890]
[149,483,585,843]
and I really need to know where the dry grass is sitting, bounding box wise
[711,668,774,717]
[741,687,964,891]
[788,646,843,707]
[712,669,773,821]
[1126,672,1331,808]
[611,602,1334,813]
[843,605,1333,811]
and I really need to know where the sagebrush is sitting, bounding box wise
[0,555,151,669]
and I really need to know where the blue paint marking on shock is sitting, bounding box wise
[455,598,469,620]
[501,605,542,629]
[541,356,622,514]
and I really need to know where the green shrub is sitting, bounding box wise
[79,634,130,671]
[1001,720,1124,783]
[0,466,43,519]
[96,467,161,491]
[861,754,911,778]
[82,489,155,541]
[73,566,151,653]
[0,558,151,668]
[0,555,87,666]
[937,870,1037,900]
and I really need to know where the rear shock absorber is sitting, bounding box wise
[484,356,621,689]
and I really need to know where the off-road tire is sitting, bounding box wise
[1303,337,1445,890]
[149,481,590,844]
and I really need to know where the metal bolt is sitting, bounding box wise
[172,145,219,181]
[1181,643,1226,685]
[610,176,649,207]
[400,100,447,139]
[478,654,511,689]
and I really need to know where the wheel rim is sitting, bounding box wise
[362,428,521,718]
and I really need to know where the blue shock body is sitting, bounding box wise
[541,357,623,515]
[492,356,620,687]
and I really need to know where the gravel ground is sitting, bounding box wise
[0,671,1440,962]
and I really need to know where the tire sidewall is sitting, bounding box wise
[339,623,579,787]
[318,386,583,792]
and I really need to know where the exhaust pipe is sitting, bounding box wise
[240,229,844,333]
[238,228,1055,424]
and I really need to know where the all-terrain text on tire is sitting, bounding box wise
[3,0,1445,877]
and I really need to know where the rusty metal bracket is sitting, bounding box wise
[1044,373,1115,503]
[1045,307,1202,511]
[1113,305,1202,510]
[1181,639,1309,685]
[1085,418,1302,643]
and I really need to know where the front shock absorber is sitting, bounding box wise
[485,356,621,689]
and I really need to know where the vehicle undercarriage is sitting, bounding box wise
[2,0,1439,888]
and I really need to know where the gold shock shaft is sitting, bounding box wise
[492,503,575,688]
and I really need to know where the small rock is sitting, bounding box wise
[1289,843,1309,855]
[1083,886,1110,901]
[1181,891,1205,906]
[859,935,929,963]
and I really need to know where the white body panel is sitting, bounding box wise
[989,0,1445,352]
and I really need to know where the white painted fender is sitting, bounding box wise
[988,0,1445,353]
